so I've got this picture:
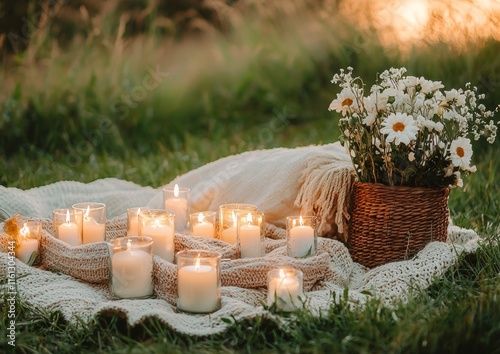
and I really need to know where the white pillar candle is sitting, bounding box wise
[177,260,219,313]
[127,208,140,236]
[58,210,81,246]
[239,214,262,258]
[221,226,237,244]
[111,240,153,298]
[267,269,303,312]
[192,213,215,238]
[127,217,139,236]
[82,207,106,244]
[16,223,39,264]
[141,220,174,262]
[289,223,315,258]
[164,184,188,231]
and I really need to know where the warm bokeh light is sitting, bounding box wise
[339,0,500,52]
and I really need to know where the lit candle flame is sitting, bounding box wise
[174,184,180,197]
[65,210,71,223]
[154,218,160,227]
[85,206,90,220]
[198,213,204,223]
[231,211,237,225]
[279,269,286,278]
[137,208,141,216]
[195,256,200,270]
[246,212,253,224]
[20,222,30,239]
[299,216,304,226]
[127,239,132,251]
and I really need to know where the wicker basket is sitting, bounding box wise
[348,182,449,268]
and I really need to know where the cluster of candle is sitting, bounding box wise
[14,183,316,314]
[52,203,107,246]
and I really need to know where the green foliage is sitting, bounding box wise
[1,3,500,157]
[1,2,499,352]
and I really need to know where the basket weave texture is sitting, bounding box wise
[348,182,449,268]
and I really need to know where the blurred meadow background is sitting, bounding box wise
[1,0,500,352]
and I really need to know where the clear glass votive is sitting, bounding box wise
[163,184,190,232]
[177,249,221,314]
[53,208,83,246]
[267,268,304,312]
[286,216,317,258]
[15,219,41,265]
[189,211,216,238]
[127,207,149,236]
[237,210,264,258]
[219,203,258,244]
[108,236,154,299]
[139,209,175,262]
[72,202,106,244]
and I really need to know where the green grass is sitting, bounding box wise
[1,1,500,352]
[1,125,499,353]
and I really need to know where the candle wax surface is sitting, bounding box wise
[239,224,261,258]
[177,264,219,313]
[16,238,39,264]
[111,248,153,298]
[82,217,106,244]
[289,225,315,258]
[192,221,215,238]
[165,198,188,232]
[141,224,174,262]
[58,222,80,246]
[267,275,302,312]
[221,226,237,244]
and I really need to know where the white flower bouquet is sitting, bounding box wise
[329,67,499,188]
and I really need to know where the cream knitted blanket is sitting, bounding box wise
[0,142,481,336]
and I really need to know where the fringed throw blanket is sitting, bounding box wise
[0,142,481,336]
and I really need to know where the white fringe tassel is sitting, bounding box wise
[294,154,355,242]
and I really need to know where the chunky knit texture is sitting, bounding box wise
[0,143,482,336]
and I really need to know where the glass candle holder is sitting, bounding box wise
[127,207,149,236]
[72,202,107,244]
[108,236,154,299]
[267,268,304,312]
[237,211,264,258]
[189,211,216,238]
[139,209,175,262]
[177,249,221,314]
[163,184,190,232]
[286,216,317,258]
[53,209,83,246]
[219,203,258,244]
[15,219,41,265]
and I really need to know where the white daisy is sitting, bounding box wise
[418,78,434,94]
[449,137,473,168]
[329,88,357,116]
[364,91,388,113]
[445,89,466,106]
[402,76,419,89]
[380,113,419,145]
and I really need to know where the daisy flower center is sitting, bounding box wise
[456,146,465,158]
[392,122,406,132]
[342,98,353,107]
